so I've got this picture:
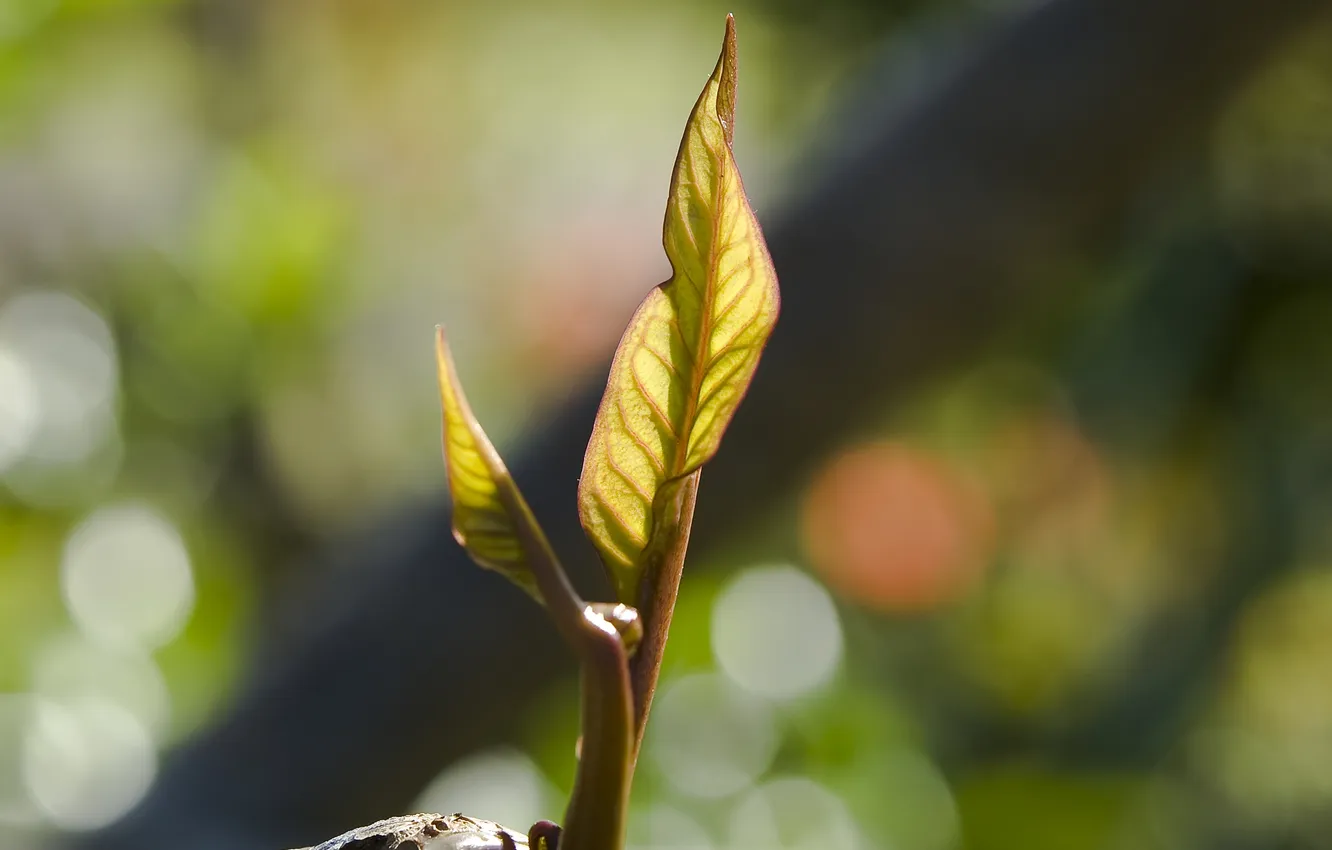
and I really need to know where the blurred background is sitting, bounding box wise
[2,0,1332,848]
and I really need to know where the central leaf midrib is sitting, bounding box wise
[668,112,727,481]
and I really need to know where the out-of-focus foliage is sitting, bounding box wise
[2,1,1332,849]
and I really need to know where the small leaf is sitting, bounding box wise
[578,15,780,601]
[436,326,548,603]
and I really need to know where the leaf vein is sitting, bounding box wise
[640,340,679,378]
[704,341,757,373]
[696,350,752,415]
[664,313,697,368]
[709,276,752,331]
[589,473,648,550]
[628,363,679,440]
[615,395,666,476]
[605,450,654,505]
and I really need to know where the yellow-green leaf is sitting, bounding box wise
[577,15,780,602]
[436,326,548,603]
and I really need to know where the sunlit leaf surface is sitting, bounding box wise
[436,327,546,603]
[578,16,780,601]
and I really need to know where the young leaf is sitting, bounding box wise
[435,326,549,603]
[578,15,780,601]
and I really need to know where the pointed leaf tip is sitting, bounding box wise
[718,14,737,147]
[436,326,548,603]
[577,15,780,601]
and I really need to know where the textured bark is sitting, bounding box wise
[290,814,525,850]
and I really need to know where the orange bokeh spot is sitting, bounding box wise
[800,442,994,613]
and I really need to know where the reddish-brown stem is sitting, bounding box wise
[560,613,633,850]
[494,477,633,850]
[628,470,701,763]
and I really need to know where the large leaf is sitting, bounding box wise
[578,15,780,601]
[436,326,550,603]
